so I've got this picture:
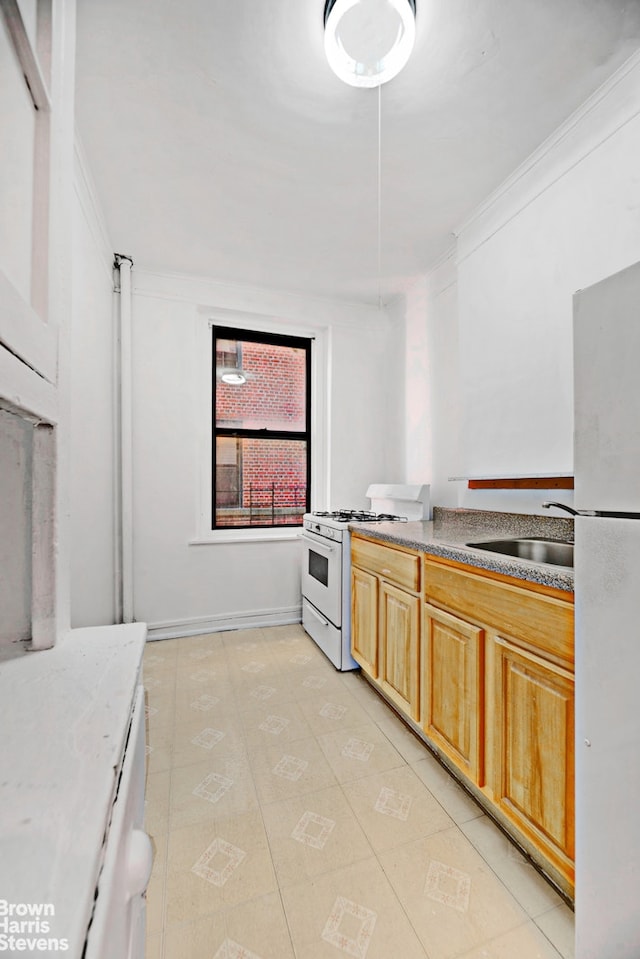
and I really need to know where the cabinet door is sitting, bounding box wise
[492,636,575,878]
[351,566,378,677]
[379,581,420,719]
[422,603,484,784]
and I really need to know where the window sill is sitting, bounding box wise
[189,527,303,546]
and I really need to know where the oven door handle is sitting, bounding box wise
[299,531,338,553]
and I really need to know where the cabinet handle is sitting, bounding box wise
[382,568,391,575]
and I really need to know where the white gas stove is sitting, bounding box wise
[300,486,429,670]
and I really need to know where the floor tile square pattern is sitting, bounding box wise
[424,859,473,912]
[291,809,336,849]
[321,895,377,958]
[374,785,412,821]
[191,837,246,887]
[144,624,573,959]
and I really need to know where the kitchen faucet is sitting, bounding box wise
[542,501,601,522]
[541,501,582,544]
[541,501,580,516]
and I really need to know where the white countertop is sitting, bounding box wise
[0,624,146,957]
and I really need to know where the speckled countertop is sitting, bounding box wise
[349,507,574,593]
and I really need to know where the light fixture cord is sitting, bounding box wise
[377,83,382,311]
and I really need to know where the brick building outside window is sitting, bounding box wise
[212,326,311,528]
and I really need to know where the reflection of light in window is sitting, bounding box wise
[220,370,247,385]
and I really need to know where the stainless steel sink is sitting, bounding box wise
[466,537,574,568]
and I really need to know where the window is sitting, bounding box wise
[212,326,311,529]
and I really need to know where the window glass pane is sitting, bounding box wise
[214,438,307,528]
[216,338,240,372]
[215,338,307,431]
[215,437,242,508]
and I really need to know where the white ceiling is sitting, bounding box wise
[74,0,640,305]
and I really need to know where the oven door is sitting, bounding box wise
[300,529,342,627]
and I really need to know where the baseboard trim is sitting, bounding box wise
[145,605,302,641]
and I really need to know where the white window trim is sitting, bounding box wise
[192,310,328,545]
[0,0,56,380]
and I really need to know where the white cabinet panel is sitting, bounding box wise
[85,686,152,959]
[0,13,36,302]
[575,517,640,958]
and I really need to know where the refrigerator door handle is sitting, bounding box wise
[542,501,640,519]
[582,510,640,519]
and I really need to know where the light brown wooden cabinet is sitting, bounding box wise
[351,565,379,678]
[351,535,420,719]
[424,555,575,895]
[379,580,420,718]
[422,603,484,784]
[351,536,575,898]
[491,636,575,881]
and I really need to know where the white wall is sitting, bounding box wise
[406,51,640,514]
[399,258,462,509]
[129,270,402,636]
[329,320,404,508]
[69,145,117,627]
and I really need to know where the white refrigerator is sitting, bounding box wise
[573,260,640,959]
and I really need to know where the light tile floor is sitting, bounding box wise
[144,624,575,959]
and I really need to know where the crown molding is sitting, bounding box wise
[73,133,114,278]
[425,244,458,295]
[455,47,640,264]
[130,267,392,330]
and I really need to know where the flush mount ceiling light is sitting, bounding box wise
[323,0,417,88]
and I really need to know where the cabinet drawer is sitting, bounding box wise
[352,536,420,592]
[424,558,574,666]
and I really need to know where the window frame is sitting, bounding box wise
[211,324,312,531]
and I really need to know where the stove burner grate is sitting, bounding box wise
[312,509,408,523]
